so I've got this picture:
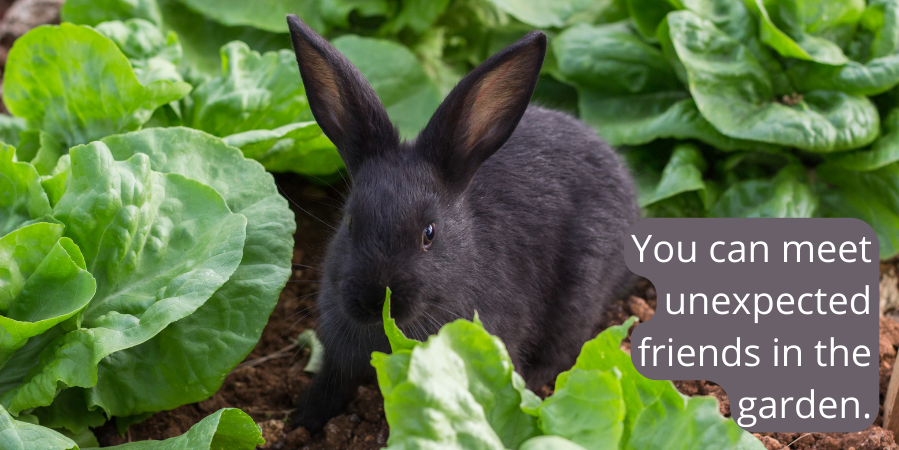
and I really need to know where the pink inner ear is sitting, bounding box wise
[465,59,525,150]
[298,43,345,127]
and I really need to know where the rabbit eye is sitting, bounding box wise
[347,216,353,232]
[422,223,436,250]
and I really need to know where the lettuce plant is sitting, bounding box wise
[0,19,295,443]
[0,131,295,439]
[549,0,899,258]
[3,24,190,149]
[0,405,264,449]
[372,291,764,450]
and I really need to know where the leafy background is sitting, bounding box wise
[48,0,899,261]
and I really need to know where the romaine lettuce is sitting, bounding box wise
[373,293,766,450]
[2,24,190,149]
[0,404,264,450]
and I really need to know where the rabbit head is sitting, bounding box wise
[287,15,546,329]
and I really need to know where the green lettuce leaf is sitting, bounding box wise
[663,0,791,94]
[552,21,685,145]
[1,142,246,416]
[319,1,395,30]
[94,19,184,85]
[99,408,264,449]
[374,302,765,449]
[709,165,818,218]
[787,58,899,96]
[172,0,328,33]
[0,404,263,450]
[627,394,747,450]
[823,107,899,170]
[555,22,771,150]
[666,10,880,152]
[538,369,625,449]
[81,127,294,419]
[0,145,52,236]
[381,289,418,353]
[14,131,66,177]
[0,223,96,369]
[630,0,758,42]
[681,0,756,41]
[749,0,858,65]
[819,161,899,258]
[373,293,540,449]
[60,0,162,26]
[0,115,26,147]
[381,0,451,34]
[641,144,708,208]
[155,0,290,75]
[333,35,443,138]
[60,428,99,448]
[520,436,589,450]
[553,22,682,103]
[28,388,105,442]
[785,0,899,95]
[484,0,617,28]
[185,41,312,137]
[223,122,342,177]
[172,0,399,35]
[60,0,293,76]
[796,0,866,41]
[555,318,672,445]
[0,403,77,450]
[788,0,899,96]
[3,24,190,149]
[861,0,899,59]
[297,329,324,373]
[628,0,675,39]
[558,319,764,450]
[631,142,722,220]
[39,155,71,209]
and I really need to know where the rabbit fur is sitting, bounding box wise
[286,14,640,431]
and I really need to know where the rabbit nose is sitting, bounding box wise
[356,284,387,315]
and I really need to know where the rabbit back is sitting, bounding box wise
[466,105,640,387]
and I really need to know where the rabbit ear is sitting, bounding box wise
[287,15,398,175]
[418,31,546,190]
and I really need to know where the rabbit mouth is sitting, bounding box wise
[343,299,384,325]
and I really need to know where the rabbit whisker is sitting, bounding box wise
[422,311,443,332]
[275,181,337,231]
[290,291,322,302]
[430,303,464,321]
[260,302,319,341]
[332,160,352,193]
[285,164,350,202]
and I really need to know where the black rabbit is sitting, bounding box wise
[287,14,640,431]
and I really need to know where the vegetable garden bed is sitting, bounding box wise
[85,172,899,450]
[1,0,898,448]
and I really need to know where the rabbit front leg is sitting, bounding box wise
[293,346,375,432]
